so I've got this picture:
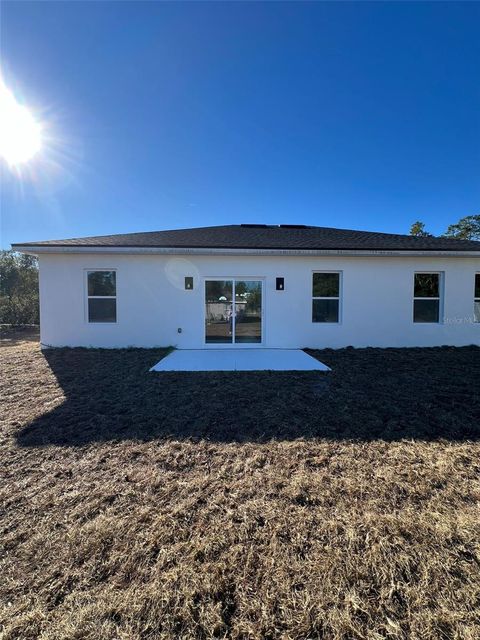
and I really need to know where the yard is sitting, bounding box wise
[1,330,479,639]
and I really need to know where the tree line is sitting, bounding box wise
[410,214,480,240]
[0,251,39,325]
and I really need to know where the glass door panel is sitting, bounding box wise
[234,280,262,344]
[205,280,233,343]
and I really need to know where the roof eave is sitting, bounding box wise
[11,245,480,258]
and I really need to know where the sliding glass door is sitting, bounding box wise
[205,279,262,344]
[234,280,262,343]
[205,280,233,344]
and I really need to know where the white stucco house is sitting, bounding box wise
[13,223,480,350]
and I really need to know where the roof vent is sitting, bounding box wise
[240,223,270,228]
[279,224,311,229]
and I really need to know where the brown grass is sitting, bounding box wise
[1,330,479,639]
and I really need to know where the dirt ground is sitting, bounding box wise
[1,329,479,639]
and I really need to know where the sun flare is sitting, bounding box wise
[0,78,42,166]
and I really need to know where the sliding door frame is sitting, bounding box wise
[203,277,265,348]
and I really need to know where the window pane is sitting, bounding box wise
[474,301,480,323]
[235,280,262,343]
[205,280,233,343]
[88,298,116,322]
[313,273,340,297]
[475,274,480,299]
[414,273,439,298]
[313,299,339,323]
[413,299,439,323]
[88,271,116,296]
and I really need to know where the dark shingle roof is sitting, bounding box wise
[12,224,480,252]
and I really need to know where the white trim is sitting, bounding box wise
[413,271,444,324]
[12,245,480,258]
[475,273,480,323]
[84,269,117,324]
[312,270,342,324]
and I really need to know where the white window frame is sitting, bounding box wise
[413,271,443,324]
[475,273,480,323]
[85,269,117,324]
[312,271,342,324]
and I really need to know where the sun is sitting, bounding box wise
[0,78,42,167]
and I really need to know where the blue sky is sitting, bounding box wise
[1,1,479,247]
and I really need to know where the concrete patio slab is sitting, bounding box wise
[150,349,330,372]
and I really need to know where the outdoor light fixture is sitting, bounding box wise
[276,277,284,291]
[185,277,193,290]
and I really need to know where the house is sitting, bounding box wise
[13,224,480,349]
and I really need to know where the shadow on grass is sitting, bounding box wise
[1,326,40,347]
[14,344,480,447]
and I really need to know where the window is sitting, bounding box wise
[413,273,441,323]
[87,270,116,322]
[312,272,340,323]
[475,274,480,323]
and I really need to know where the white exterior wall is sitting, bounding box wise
[38,253,480,349]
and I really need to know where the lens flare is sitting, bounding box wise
[0,78,42,166]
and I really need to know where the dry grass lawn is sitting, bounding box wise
[1,330,480,639]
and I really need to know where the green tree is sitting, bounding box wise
[0,250,39,325]
[443,215,480,241]
[409,221,432,237]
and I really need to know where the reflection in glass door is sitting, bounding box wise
[234,280,262,343]
[205,280,233,343]
[205,279,262,345]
